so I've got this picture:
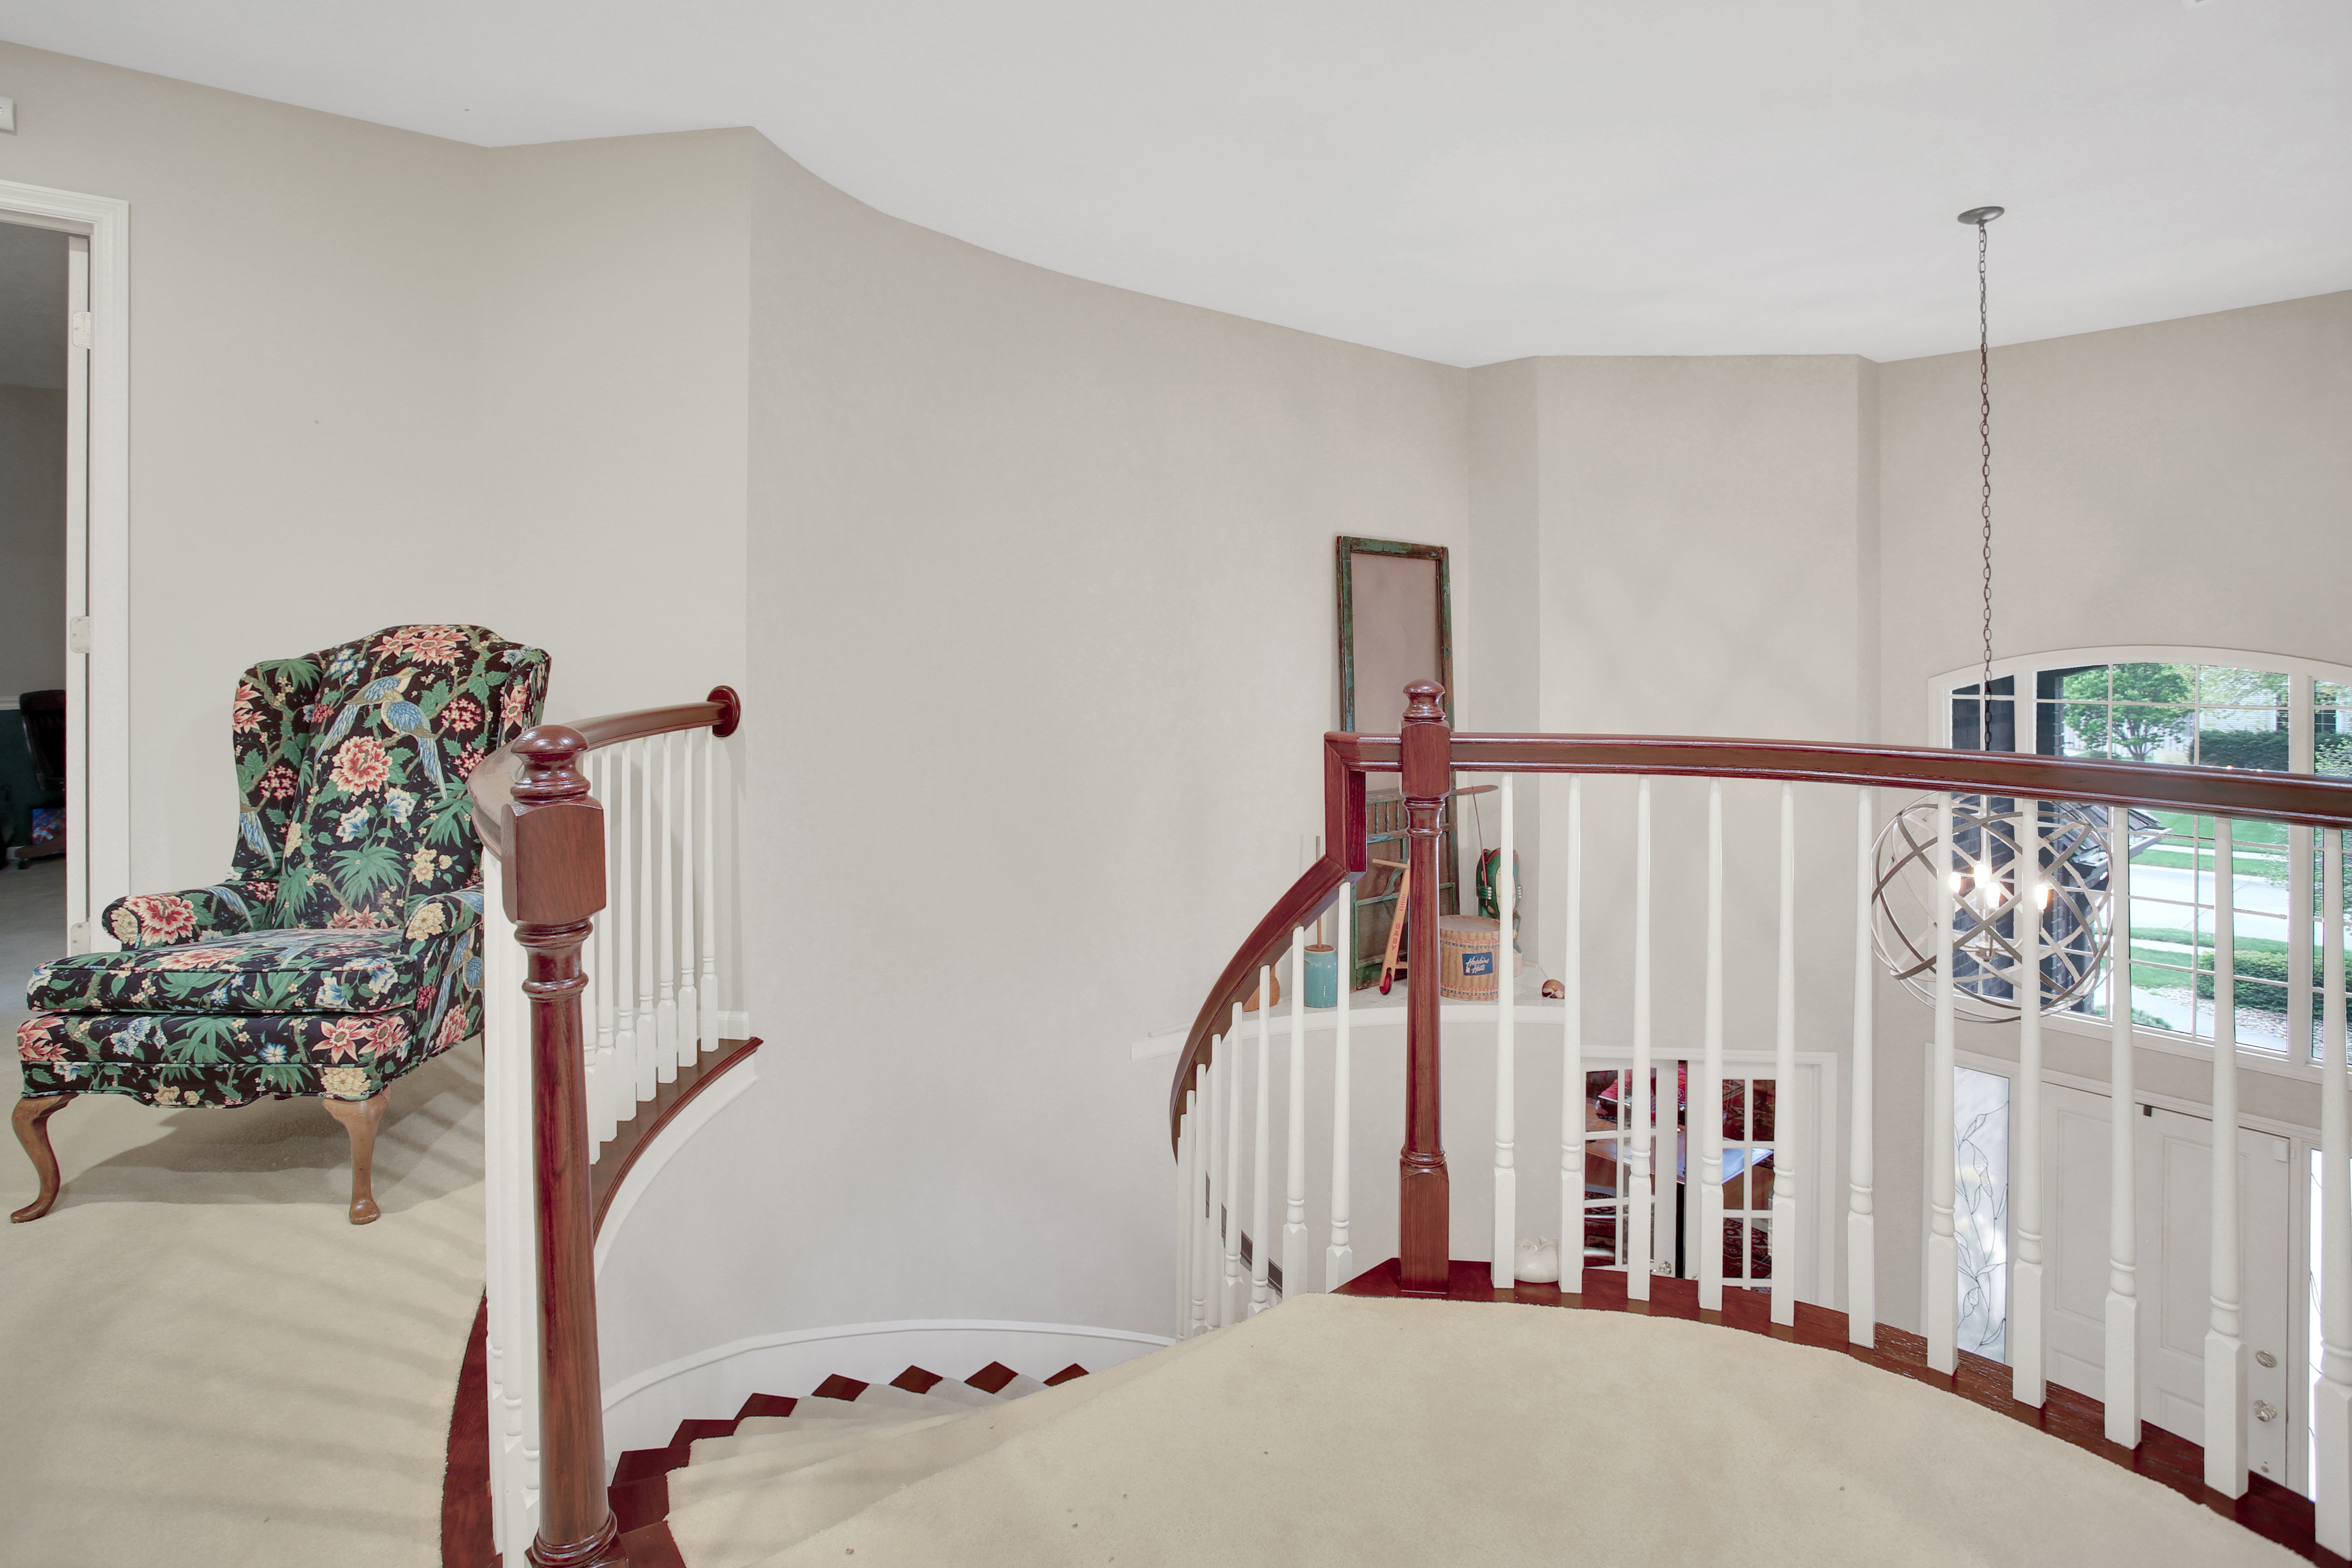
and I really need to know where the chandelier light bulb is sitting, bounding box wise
[1980,863,2005,906]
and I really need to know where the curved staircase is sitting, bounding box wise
[553,1293,2307,1568]
[608,1361,1091,1564]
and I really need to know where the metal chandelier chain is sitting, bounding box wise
[1977,216,1994,752]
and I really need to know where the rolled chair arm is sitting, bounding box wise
[100,883,274,949]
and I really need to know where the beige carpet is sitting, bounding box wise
[708,1293,2296,1568]
[1,860,483,1568]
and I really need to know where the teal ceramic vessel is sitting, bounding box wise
[1305,945,1339,1008]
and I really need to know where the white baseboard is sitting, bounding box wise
[720,1009,752,1039]
[600,1319,1175,1473]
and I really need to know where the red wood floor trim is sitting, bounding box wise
[1338,1258,2345,1566]
[441,1296,496,1568]
[441,1038,762,1567]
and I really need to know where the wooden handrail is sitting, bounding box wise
[1168,706,2352,1154]
[470,686,740,857]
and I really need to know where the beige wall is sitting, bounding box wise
[0,44,489,889]
[0,43,751,896]
[593,135,1472,1369]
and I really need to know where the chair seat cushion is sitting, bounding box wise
[29,927,418,1016]
[16,998,469,1107]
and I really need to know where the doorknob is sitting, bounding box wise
[2255,1400,2279,1423]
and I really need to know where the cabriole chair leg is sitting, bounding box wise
[11,1094,78,1223]
[324,1091,388,1225]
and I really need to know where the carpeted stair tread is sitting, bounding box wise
[900,1374,1002,1408]
[990,1372,1049,1399]
[687,1414,953,1469]
[739,1296,2300,1568]
[665,1334,1221,1568]
[822,1382,978,1417]
[669,1414,967,1502]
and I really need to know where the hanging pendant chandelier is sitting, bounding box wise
[1869,207,2120,1021]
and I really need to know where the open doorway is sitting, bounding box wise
[0,218,70,1016]
[0,178,128,964]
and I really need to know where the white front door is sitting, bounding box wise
[2042,1080,2116,1402]
[2138,1105,2294,1484]
[2039,1083,2292,1480]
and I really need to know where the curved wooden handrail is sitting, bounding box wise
[1167,724,2352,1151]
[470,685,741,856]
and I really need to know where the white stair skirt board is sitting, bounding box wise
[590,1050,761,1277]
[598,1320,1174,1476]
[662,1295,2288,1568]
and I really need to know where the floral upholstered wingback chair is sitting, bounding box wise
[10,625,548,1225]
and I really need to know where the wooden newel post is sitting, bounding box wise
[505,726,624,1568]
[1399,681,1452,1295]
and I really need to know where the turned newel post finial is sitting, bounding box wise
[511,725,590,806]
[1402,680,1446,728]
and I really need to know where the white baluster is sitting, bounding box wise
[588,751,616,1149]
[1224,1003,1245,1324]
[655,733,679,1080]
[1700,780,1725,1313]
[613,744,643,1106]
[698,728,720,1048]
[1202,1051,1223,1330]
[1326,881,1356,1292]
[1251,969,1273,1314]
[635,740,659,1094]
[1561,776,1585,1300]
[2318,828,2351,1555]
[1194,1061,1215,1336]
[1848,787,1876,1348]
[1928,791,1958,1374]
[480,848,509,1550]
[1178,1086,1196,1338]
[2105,802,2141,1446]
[1771,781,1797,1327]
[1493,774,1518,1290]
[677,728,700,1063]
[2207,820,2247,1496]
[1631,778,1655,1301]
[486,857,539,1557]
[2013,798,2046,1404]
[1284,928,1310,1295]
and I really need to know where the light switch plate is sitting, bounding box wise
[0,97,16,134]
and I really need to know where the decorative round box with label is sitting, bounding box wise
[1438,915,1501,1000]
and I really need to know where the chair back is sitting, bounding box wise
[229,626,550,931]
[18,690,66,793]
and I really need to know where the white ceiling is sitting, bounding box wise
[4,1,2349,365]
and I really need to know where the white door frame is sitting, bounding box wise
[0,178,129,952]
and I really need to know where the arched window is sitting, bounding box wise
[1930,648,2352,1064]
